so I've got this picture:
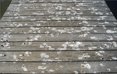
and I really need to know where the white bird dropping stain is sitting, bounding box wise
[81,63,91,69]
[13,55,18,61]
[106,30,117,33]
[25,51,32,56]
[112,57,117,60]
[48,69,54,72]
[78,53,90,59]
[40,53,49,58]
[22,65,28,71]
[38,66,46,69]
[73,71,78,74]
[95,52,103,56]
[112,42,117,47]
[99,63,104,66]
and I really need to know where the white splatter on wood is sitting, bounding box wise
[40,53,49,58]
[22,65,28,71]
[95,52,103,56]
[25,51,32,56]
[112,57,117,60]
[113,42,117,47]
[73,71,78,74]
[90,37,97,40]
[78,53,90,59]
[48,69,54,72]
[99,63,104,66]
[81,63,91,69]
[106,30,117,33]
[38,66,47,69]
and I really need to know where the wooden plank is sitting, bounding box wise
[0,16,47,21]
[0,34,117,42]
[11,0,105,3]
[0,16,116,21]
[1,27,117,34]
[0,21,117,27]
[99,72,117,74]
[4,10,113,16]
[0,61,116,73]
[1,0,117,74]
[6,4,111,12]
[9,3,107,7]
[0,51,117,61]
[0,42,117,50]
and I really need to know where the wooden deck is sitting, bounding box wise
[0,0,117,73]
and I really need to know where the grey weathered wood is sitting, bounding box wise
[1,27,117,34]
[0,0,117,73]
[0,34,117,41]
[0,51,116,61]
[99,72,117,74]
[0,42,117,50]
[10,3,107,6]
[0,16,116,21]
[4,11,113,16]
[0,21,117,27]
[11,0,105,3]
[7,4,111,12]
[0,61,116,73]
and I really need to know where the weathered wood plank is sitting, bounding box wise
[0,16,116,21]
[0,42,117,50]
[0,21,117,27]
[0,0,117,74]
[99,72,117,74]
[7,4,111,12]
[0,61,116,73]
[4,10,113,16]
[0,34,117,42]
[1,27,117,34]
[0,51,117,61]
[10,3,107,7]
[11,0,105,3]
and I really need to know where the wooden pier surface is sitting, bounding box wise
[0,0,117,73]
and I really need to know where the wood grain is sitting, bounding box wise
[0,42,117,50]
[0,21,117,27]
[0,0,117,73]
[0,61,117,73]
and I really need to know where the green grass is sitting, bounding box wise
[0,0,12,19]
